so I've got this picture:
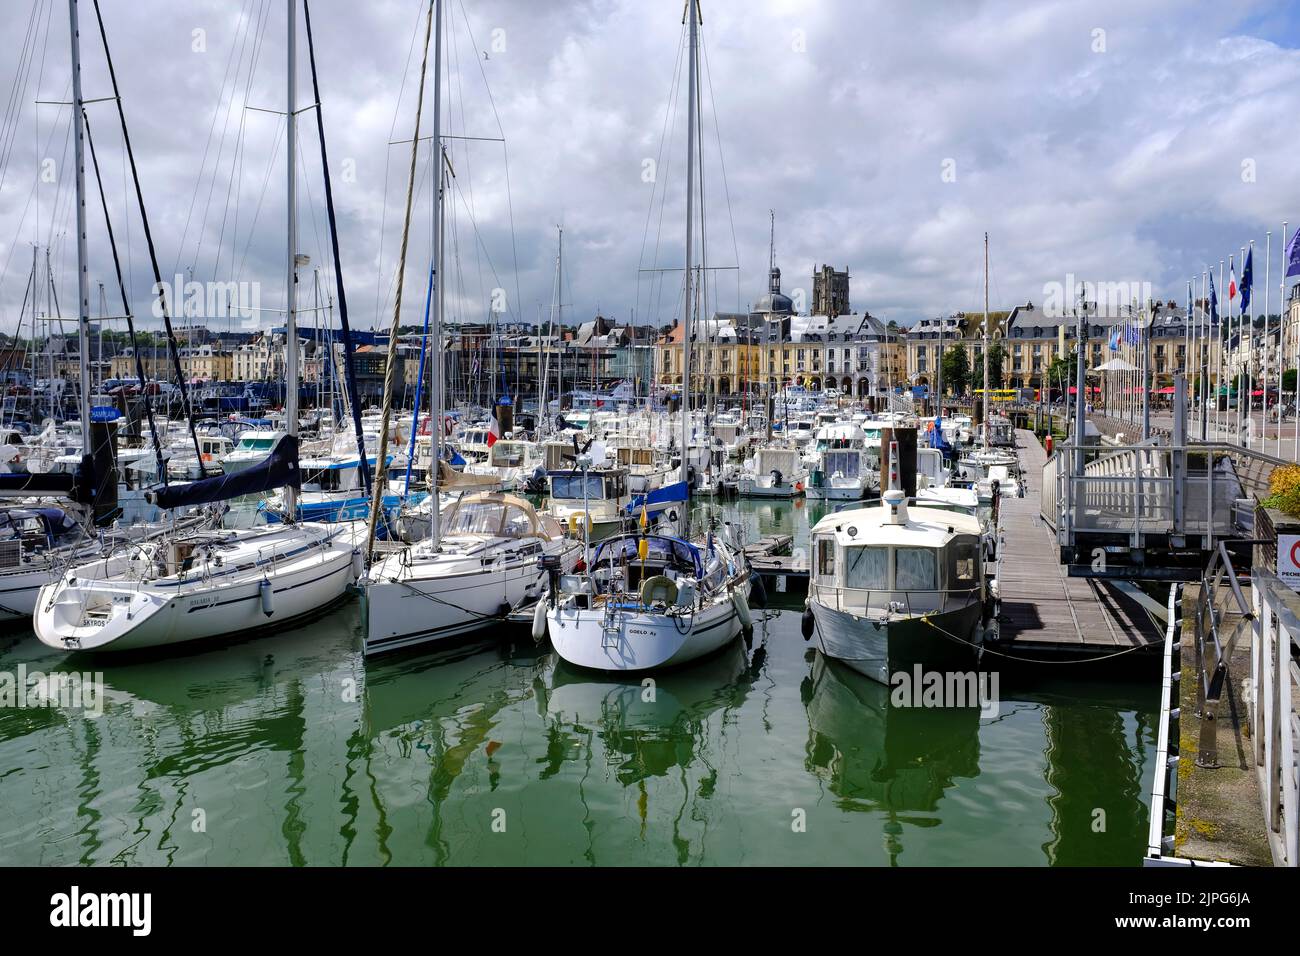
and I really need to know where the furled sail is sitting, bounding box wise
[151,435,300,511]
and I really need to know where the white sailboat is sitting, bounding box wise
[543,0,752,673]
[34,0,360,653]
[361,0,582,656]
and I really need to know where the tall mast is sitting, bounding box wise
[680,0,697,496]
[982,231,989,448]
[428,0,444,546]
[68,0,92,441]
[284,0,300,517]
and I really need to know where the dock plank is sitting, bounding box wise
[995,429,1161,654]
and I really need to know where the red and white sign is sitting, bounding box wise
[1279,534,1300,591]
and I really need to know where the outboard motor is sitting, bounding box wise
[770,469,783,487]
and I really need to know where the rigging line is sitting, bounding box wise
[89,0,206,467]
[650,22,690,329]
[302,0,372,496]
[0,78,70,309]
[233,115,286,280]
[207,0,264,281]
[82,109,163,477]
[171,0,253,279]
[191,0,260,280]
[638,23,687,329]
[225,0,273,285]
[372,0,428,331]
[364,0,434,558]
[699,35,740,314]
[446,4,485,330]
[0,0,42,202]
[455,0,522,326]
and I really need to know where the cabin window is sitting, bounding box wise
[843,546,888,590]
[446,501,504,536]
[502,506,533,538]
[817,538,835,578]
[550,475,604,500]
[952,540,978,584]
[895,548,938,591]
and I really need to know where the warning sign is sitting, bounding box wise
[1278,534,1300,591]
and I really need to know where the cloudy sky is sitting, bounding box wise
[2,0,1300,339]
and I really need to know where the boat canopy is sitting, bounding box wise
[442,492,549,539]
[591,533,703,578]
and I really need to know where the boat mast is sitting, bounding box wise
[680,0,697,498]
[68,0,92,442]
[284,0,300,518]
[982,231,989,449]
[427,0,445,547]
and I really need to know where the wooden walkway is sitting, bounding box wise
[995,429,1162,656]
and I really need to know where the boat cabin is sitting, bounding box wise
[810,496,984,617]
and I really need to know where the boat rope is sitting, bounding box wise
[364,0,435,562]
[81,108,164,479]
[302,0,372,497]
[89,0,207,471]
[919,614,1158,665]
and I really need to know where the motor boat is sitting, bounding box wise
[803,489,992,684]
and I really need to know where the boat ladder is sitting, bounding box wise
[600,599,622,649]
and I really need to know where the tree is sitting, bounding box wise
[1284,368,1297,394]
[971,341,1006,390]
[940,345,969,396]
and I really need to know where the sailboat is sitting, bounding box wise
[543,0,752,672]
[362,0,583,657]
[33,0,361,653]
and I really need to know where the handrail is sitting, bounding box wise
[1192,542,1253,768]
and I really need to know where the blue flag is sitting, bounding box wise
[1240,247,1253,314]
[1288,229,1300,280]
[1209,271,1218,324]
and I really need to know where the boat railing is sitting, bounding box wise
[818,584,981,618]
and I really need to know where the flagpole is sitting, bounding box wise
[1219,258,1225,440]
[1199,271,1205,439]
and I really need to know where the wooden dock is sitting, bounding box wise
[994,429,1163,658]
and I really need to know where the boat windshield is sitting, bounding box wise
[442,499,538,538]
[550,475,605,500]
[895,547,938,590]
[237,437,276,452]
[843,546,889,590]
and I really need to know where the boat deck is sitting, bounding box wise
[994,429,1162,658]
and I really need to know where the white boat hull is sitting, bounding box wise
[548,580,749,671]
[34,527,358,653]
[364,543,580,655]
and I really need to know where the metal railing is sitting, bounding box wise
[814,584,981,619]
[1047,442,1255,548]
[1248,568,1300,867]
[1145,583,1183,864]
[1192,542,1253,769]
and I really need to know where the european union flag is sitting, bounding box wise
[1240,247,1254,314]
[1288,230,1300,280]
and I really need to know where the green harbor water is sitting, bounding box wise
[0,499,1158,866]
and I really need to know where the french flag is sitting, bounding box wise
[1228,264,1237,304]
[487,413,501,448]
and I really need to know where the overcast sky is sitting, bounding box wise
[2,0,1300,339]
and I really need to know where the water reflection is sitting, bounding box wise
[801,653,981,864]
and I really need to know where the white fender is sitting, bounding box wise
[531,593,549,641]
[732,589,752,630]
[259,578,274,617]
[350,548,364,581]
